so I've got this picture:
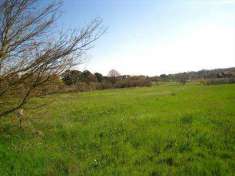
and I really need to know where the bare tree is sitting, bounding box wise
[108,69,120,84]
[0,0,104,117]
[108,69,120,77]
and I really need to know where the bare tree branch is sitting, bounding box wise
[0,0,104,117]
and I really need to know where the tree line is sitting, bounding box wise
[60,69,152,92]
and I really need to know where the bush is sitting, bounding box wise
[113,77,152,88]
[76,82,88,92]
[177,78,187,85]
[201,78,235,85]
[100,81,113,89]
[200,79,207,85]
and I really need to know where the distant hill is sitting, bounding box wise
[158,67,235,81]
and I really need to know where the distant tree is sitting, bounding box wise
[94,72,103,82]
[61,70,81,85]
[160,74,168,81]
[108,69,120,84]
[108,69,120,77]
[178,78,187,85]
[0,0,104,117]
[177,73,187,85]
[80,70,97,84]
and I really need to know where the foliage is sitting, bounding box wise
[114,76,152,88]
[61,70,152,91]
[61,70,82,86]
[80,70,97,84]
[94,72,104,82]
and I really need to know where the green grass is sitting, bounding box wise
[1,83,235,176]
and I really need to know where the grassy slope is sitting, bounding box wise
[0,83,235,176]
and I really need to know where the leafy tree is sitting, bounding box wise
[94,72,103,82]
[61,70,82,85]
[160,74,168,81]
[80,70,97,84]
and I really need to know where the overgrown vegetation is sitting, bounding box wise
[61,69,152,91]
[0,83,235,175]
[201,78,235,85]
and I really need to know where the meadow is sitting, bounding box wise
[0,83,235,176]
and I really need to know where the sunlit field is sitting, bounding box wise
[0,83,235,176]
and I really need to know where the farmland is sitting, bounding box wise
[0,83,235,176]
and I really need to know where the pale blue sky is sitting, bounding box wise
[59,0,235,76]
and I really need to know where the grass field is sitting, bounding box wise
[0,83,235,176]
